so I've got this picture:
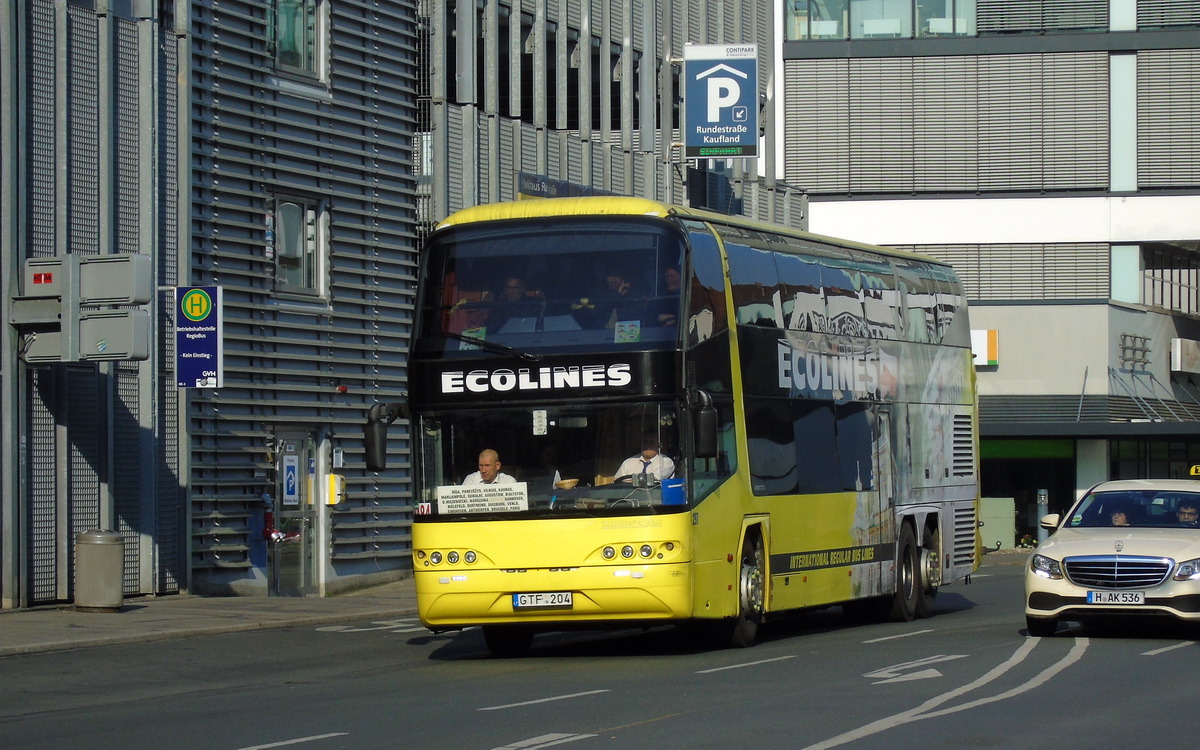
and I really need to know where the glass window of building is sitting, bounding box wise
[270,0,326,78]
[917,0,975,36]
[272,196,327,297]
[788,0,849,40]
[851,0,912,38]
[786,0,975,40]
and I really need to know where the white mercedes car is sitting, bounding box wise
[1025,479,1200,636]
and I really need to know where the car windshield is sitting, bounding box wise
[1066,490,1200,528]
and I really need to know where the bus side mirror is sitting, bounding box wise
[365,402,408,472]
[691,389,718,459]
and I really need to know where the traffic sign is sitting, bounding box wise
[683,44,759,159]
[175,286,224,388]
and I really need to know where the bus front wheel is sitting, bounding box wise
[729,532,766,648]
[889,524,919,622]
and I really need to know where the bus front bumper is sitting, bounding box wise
[415,562,694,628]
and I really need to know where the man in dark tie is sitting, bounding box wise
[615,433,675,484]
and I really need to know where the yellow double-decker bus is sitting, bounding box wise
[366,196,980,655]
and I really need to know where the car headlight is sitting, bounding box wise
[1174,558,1200,581]
[1030,554,1063,580]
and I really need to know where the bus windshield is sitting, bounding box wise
[414,402,687,520]
[416,217,687,356]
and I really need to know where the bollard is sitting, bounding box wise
[1036,489,1049,544]
[75,529,125,612]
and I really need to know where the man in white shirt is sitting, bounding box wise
[615,434,674,483]
[462,449,516,485]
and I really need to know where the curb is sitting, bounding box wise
[0,606,419,658]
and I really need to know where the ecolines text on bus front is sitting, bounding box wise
[441,363,633,394]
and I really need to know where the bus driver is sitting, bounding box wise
[462,449,516,485]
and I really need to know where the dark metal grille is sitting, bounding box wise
[1064,556,1172,589]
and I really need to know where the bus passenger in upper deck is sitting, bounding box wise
[489,276,542,332]
[590,267,647,329]
[647,266,682,327]
[462,449,516,485]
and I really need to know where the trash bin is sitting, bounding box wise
[75,529,125,612]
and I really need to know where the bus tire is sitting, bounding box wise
[914,526,939,619]
[482,624,534,657]
[889,524,919,622]
[729,531,766,648]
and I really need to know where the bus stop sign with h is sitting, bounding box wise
[683,44,759,160]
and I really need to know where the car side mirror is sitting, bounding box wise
[1039,513,1060,530]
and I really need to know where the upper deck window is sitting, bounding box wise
[415,217,687,356]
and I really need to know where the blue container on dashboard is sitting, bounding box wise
[662,477,685,505]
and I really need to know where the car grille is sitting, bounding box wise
[1064,555,1172,589]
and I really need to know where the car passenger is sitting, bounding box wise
[1177,500,1200,527]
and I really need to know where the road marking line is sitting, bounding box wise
[696,655,797,673]
[1142,641,1195,656]
[478,690,610,711]
[803,637,1089,750]
[918,637,1088,719]
[236,733,349,750]
[864,654,968,683]
[490,733,597,749]
[862,629,934,643]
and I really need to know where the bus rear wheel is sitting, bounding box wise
[889,524,920,622]
[482,624,534,657]
[914,527,940,619]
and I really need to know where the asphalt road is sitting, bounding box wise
[3,556,1198,749]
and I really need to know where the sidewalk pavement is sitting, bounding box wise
[0,550,1030,658]
[0,577,419,657]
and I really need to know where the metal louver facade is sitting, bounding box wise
[913,244,1111,301]
[188,0,418,593]
[4,0,182,606]
[784,53,1109,195]
[423,0,806,228]
[1139,50,1200,188]
[3,0,420,607]
[977,0,1107,34]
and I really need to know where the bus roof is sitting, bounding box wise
[434,196,947,266]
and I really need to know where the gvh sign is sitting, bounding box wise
[683,44,758,159]
[175,286,224,388]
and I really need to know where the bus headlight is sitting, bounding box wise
[464,550,477,564]
[602,546,616,559]
[447,551,459,564]
[430,551,443,565]
[621,545,634,559]
[640,544,653,558]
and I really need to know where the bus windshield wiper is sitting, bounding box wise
[440,330,542,362]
